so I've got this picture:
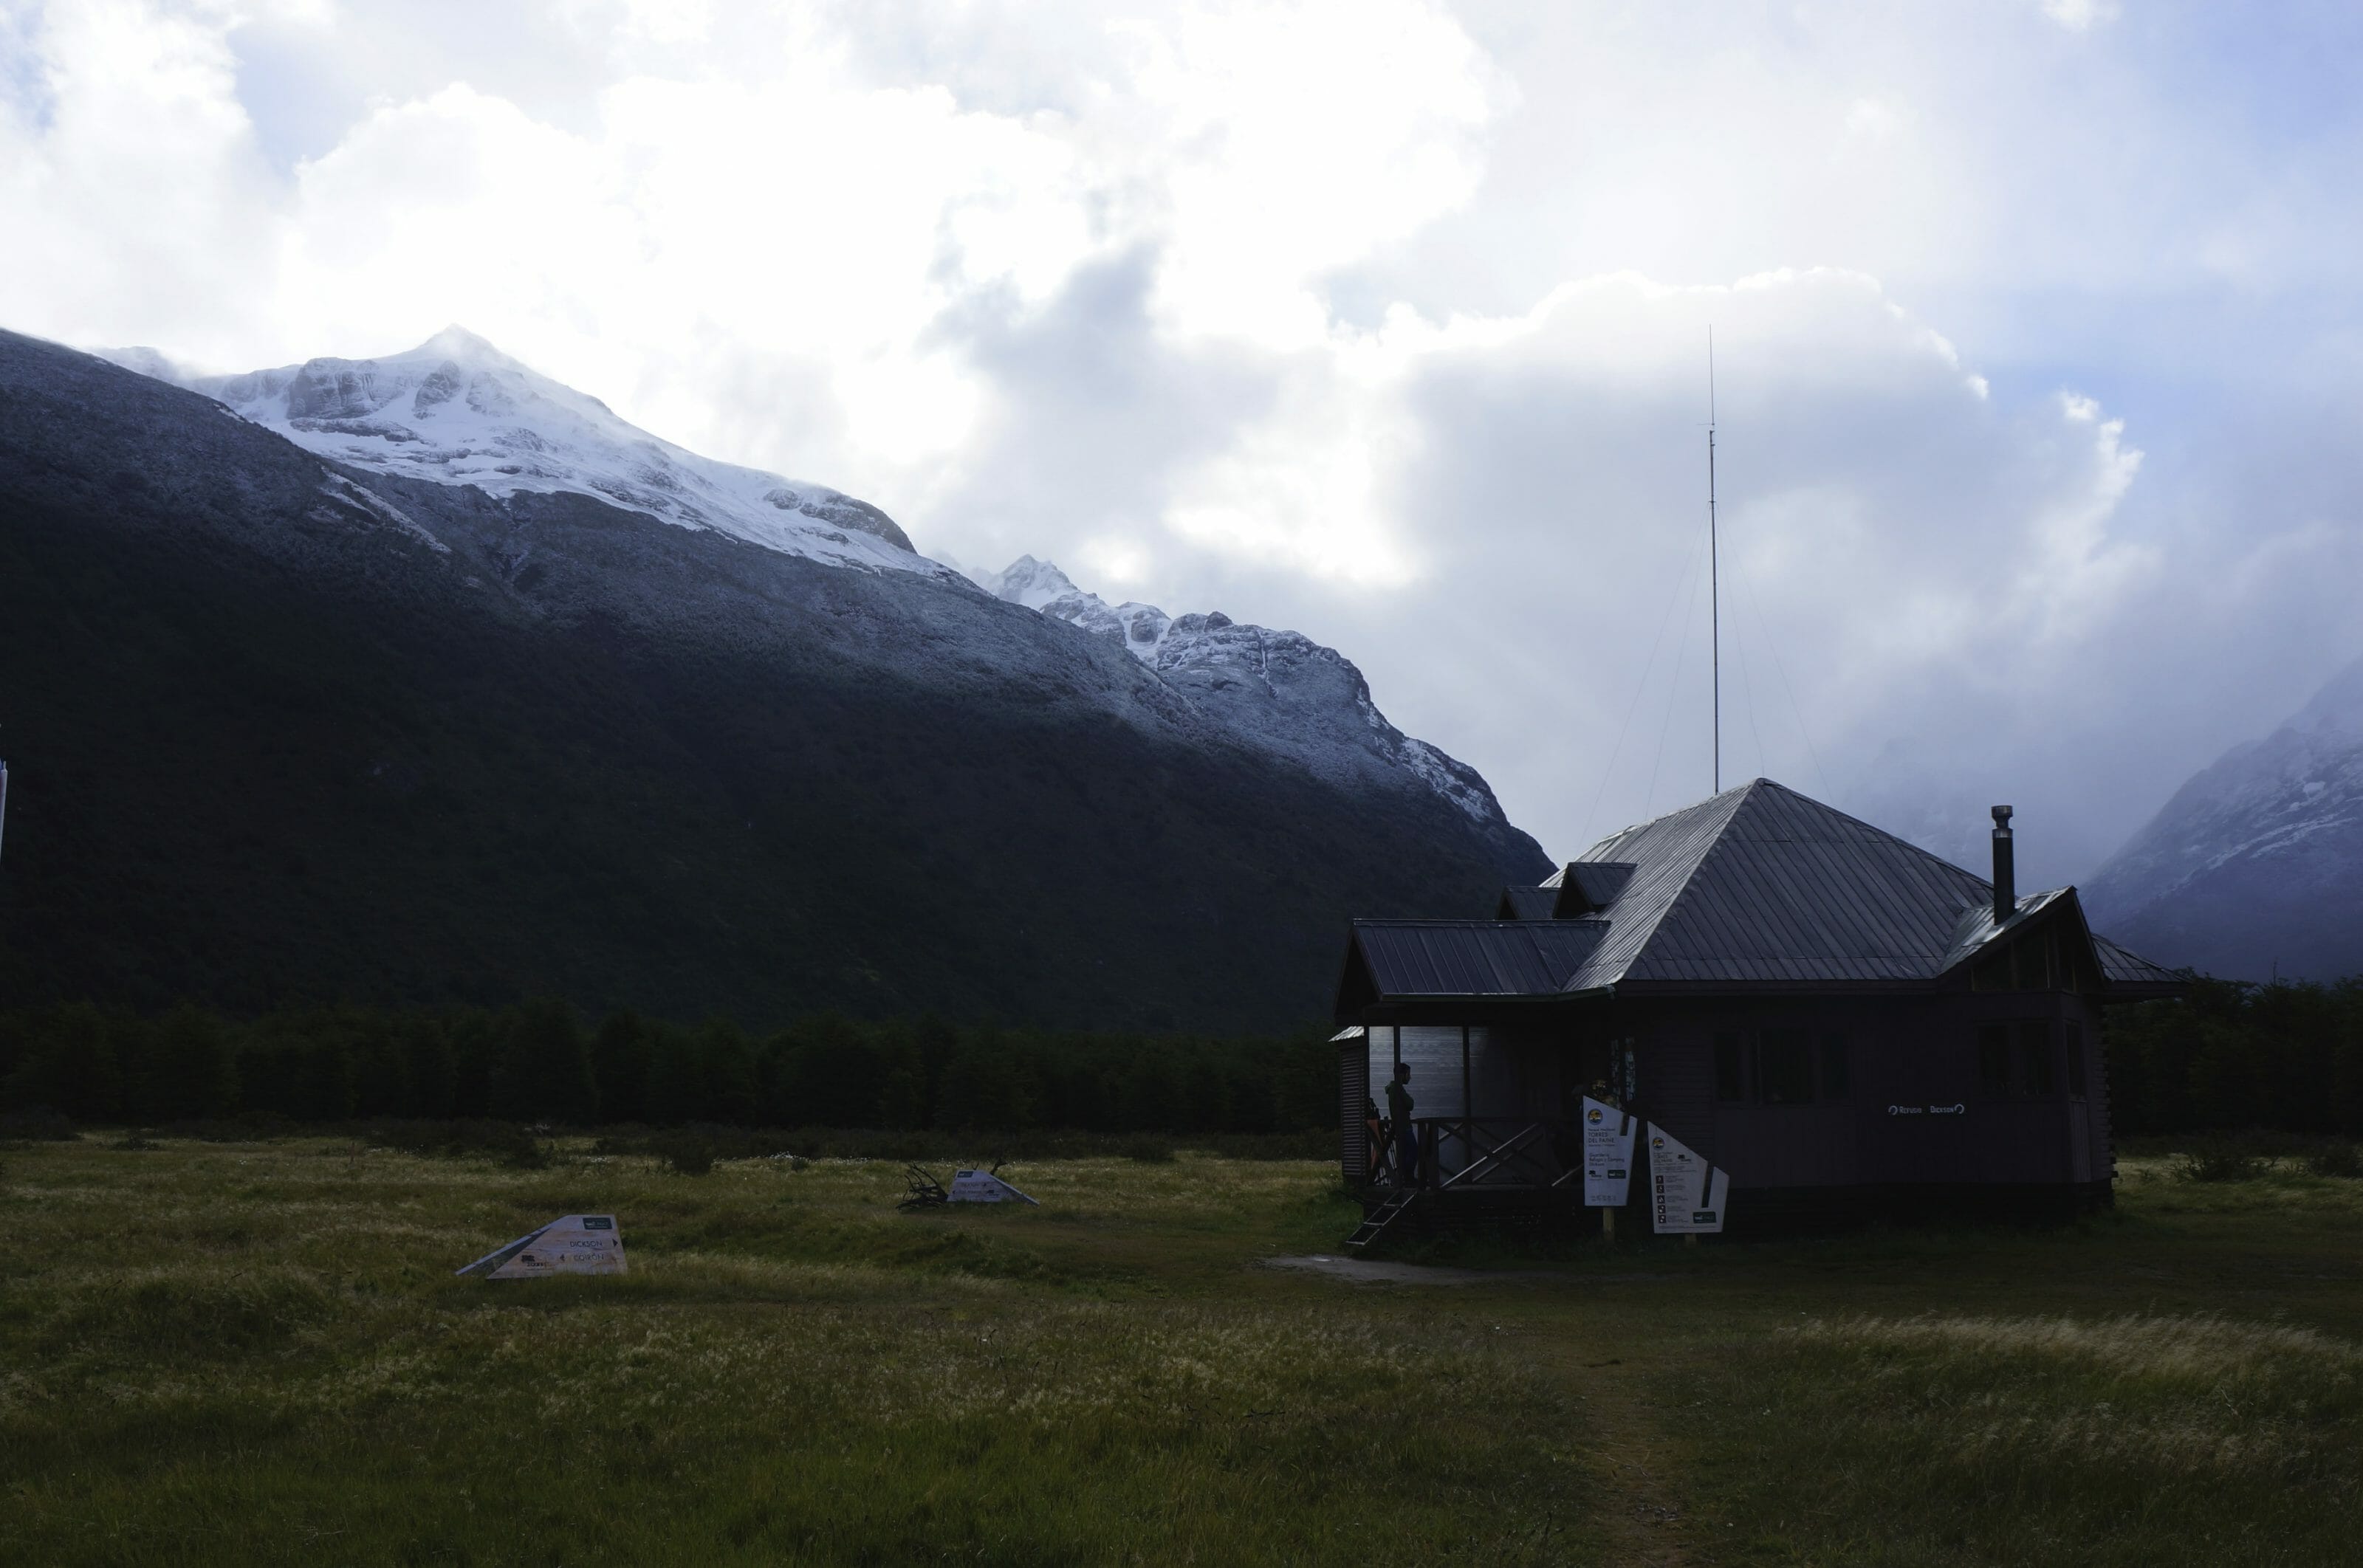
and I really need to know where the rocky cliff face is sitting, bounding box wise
[975,556,1519,833]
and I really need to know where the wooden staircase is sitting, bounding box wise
[1343,1188,1420,1253]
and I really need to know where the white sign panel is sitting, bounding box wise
[1645,1126,1731,1234]
[1579,1096,1636,1207]
[456,1214,628,1279]
[947,1169,1039,1205]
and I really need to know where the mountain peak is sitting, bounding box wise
[980,555,1081,608]
[979,557,1508,825]
[140,334,938,574]
[407,323,515,368]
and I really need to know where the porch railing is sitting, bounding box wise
[1372,1117,1577,1190]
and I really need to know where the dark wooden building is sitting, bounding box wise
[1334,779,2182,1237]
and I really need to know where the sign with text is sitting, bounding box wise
[1579,1096,1636,1207]
[1645,1126,1730,1235]
[456,1214,628,1279]
[948,1169,1039,1205]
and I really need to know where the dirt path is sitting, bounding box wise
[1265,1254,1709,1564]
[1558,1357,1700,1567]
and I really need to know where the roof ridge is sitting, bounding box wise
[1632,780,1768,957]
[1578,776,1762,860]
[1742,777,1995,899]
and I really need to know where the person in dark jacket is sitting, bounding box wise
[1385,1062,1417,1185]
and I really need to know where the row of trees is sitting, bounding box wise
[8,980,2359,1139]
[2103,977,2363,1138]
[0,1000,1340,1135]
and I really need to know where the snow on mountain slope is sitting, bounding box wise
[92,329,1530,851]
[2084,655,2363,978]
[973,556,1502,822]
[105,329,951,580]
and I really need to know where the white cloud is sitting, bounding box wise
[2040,0,2121,32]
[3,0,2360,889]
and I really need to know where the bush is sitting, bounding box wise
[1120,1135,1176,1163]
[362,1119,547,1169]
[155,1110,291,1142]
[2302,1140,2362,1177]
[2175,1137,2269,1182]
[651,1132,714,1176]
[0,1105,80,1143]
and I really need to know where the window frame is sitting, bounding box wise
[2019,1019,2056,1096]
[1713,1032,1747,1102]
[1755,1028,1816,1106]
[1977,1023,2013,1098]
[1818,1031,1851,1101]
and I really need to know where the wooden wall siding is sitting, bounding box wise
[1340,1043,1370,1185]
[1714,1104,1856,1188]
[1469,1028,1524,1118]
[1503,1036,1572,1121]
[2077,995,2113,1182]
[1640,1013,1718,1153]
[1389,1025,1489,1121]
[2090,996,2115,1175]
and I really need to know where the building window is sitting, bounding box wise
[2065,1020,2087,1096]
[1714,1033,1746,1101]
[1978,1024,2012,1097]
[1819,1033,1851,1099]
[2020,1021,2055,1096]
[1757,1030,1815,1104]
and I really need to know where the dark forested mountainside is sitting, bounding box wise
[0,331,1547,1031]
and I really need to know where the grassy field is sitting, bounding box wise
[2,1135,2359,1565]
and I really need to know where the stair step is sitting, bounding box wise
[1343,1190,1419,1253]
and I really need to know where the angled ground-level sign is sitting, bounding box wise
[456,1214,628,1279]
[947,1169,1038,1205]
[1645,1127,1730,1235]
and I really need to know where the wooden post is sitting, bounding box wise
[1460,1022,1472,1181]
[1601,1208,1616,1245]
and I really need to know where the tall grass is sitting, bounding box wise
[0,1138,1584,1566]
[1678,1311,2363,1566]
[6,1133,2360,1564]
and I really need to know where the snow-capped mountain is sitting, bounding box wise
[4,325,1550,1028]
[973,557,1504,822]
[104,328,946,579]
[2085,655,2363,980]
[100,329,1518,833]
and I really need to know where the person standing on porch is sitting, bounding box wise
[1386,1062,1417,1185]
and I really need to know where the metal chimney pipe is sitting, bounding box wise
[1991,805,2014,926]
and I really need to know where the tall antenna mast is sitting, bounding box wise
[1708,326,1720,794]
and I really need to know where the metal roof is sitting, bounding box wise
[1934,887,2076,976]
[1495,886,1558,921]
[1566,780,2020,988]
[1348,919,1607,997]
[1549,861,1636,915]
[2092,932,2184,989]
[1341,778,2184,1003]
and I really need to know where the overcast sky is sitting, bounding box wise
[7,0,2362,885]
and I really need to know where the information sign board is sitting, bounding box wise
[1645,1126,1730,1234]
[1580,1096,1636,1206]
[947,1169,1039,1205]
[455,1214,628,1279]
